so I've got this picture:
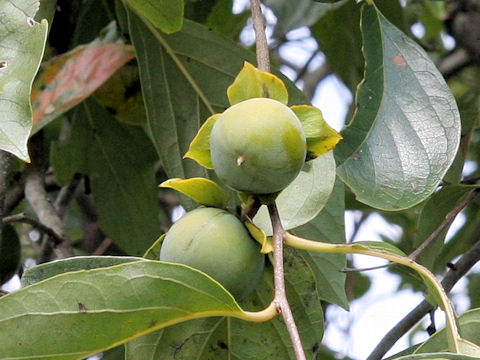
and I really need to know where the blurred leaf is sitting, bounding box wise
[335,4,461,211]
[0,225,21,285]
[265,0,344,37]
[183,114,219,169]
[50,99,160,256]
[206,0,250,39]
[0,0,47,161]
[126,264,325,359]
[254,151,336,234]
[0,261,244,360]
[32,23,135,133]
[159,177,228,208]
[227,61,288,105]
[311,0,363,92]
[290,179,348,308]
[127,15,307,184]
[21,256,146,287]
[102,345,125,360]
[71,0,116,47]
[467,274,480,309]
[291,105,342,159]
[123,0,183,34]
[94,62,147,126]
[415,185,479,270]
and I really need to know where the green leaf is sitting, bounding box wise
[127,15,307,183]
[227,61,289,105]
[291,105,342,159]
[0,261,243,360]
[143,234,165,260]
[244,220,272,254]
[0,0,47,161]
[183,113,219,169]
[414,185,479,270]
[123,0,183,34]
[392,353,479,360]
[254,151,336,234]
[32,24,135,133]
[335,4,461,211]
[50,99,161,256]
[415,308,480,355]
[126,264,325,359]
[264,0,343,37]
[290,179,348,308]
[21,256,146,287]
[159,177,228,208]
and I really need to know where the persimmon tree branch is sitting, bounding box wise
[268,202,307,360]
[409,189,480,261]
[24,133,74,259]
[3,213,66,246]
[250,0,270,72]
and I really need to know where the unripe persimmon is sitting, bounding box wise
[159,207,264,300]
[210,98,306,195]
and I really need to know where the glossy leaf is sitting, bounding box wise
[0,0,47,161]
[159,177,228,208]
[0,261,243,360]
[50,99,160,256]
[123,0,183,34]
[335,4,461,210]
[290,179,348,308]
[32,23,135,133]
[183,114,219,169]
[227,61,289,105]
[126,263,325,359]
[245,220,272,254]
[291,105,342,159]
[254,151,336,234]
[128,15,307,182]
[21,256,146,287]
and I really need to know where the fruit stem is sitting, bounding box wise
[268,202,307,360]
[250,0,270,72]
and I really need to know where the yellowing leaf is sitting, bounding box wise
[227,62,288,105]
[184,114,219,169]
[245,221,273,254]
[291,105,342,160]
[160,177,228,209]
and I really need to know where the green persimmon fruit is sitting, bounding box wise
[210,97,307,195]
[159,207,265,300]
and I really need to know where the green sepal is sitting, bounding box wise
[143,234,166,260]
[245,220,273,254]
[160,177,228,209]
[184,114,219,169]
[291,105,342,160]
[227,62,288,105]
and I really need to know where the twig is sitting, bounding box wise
[250,0,270,72]
[367,239,480,360]
[3,213,65,245]
[54,173,82,218]
[25,133,74,259]
[93,237,113,255]
[409,189,479,261]
[268,202,306,360]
